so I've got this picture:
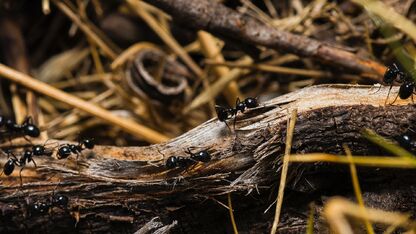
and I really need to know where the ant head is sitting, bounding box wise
[191,150,211,162]
[244,97,258,108]
[52,194,69,208]
[82,138,95,149]
[396,134,412,150]
[165,156,178,169]
[24,124,40,138]
[196,150,211,162]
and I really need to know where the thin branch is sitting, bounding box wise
[141,0,386,81]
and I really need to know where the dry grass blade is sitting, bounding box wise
[289,154,416,168]
[0,63,169,143]
[271,109,298,234]
[306,202,315,234]
[344,145,375,234]
[362,128,416,163]
[324,197,415,234]
[52,0,119,59]
[127,0,203,77]
[206,61,332,78]
[352,0,416,42]
[42,0,50,14]
[197,31,242,105]
[183,56,252,113]
[227,193,239,234]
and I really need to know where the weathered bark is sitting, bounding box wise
[1,84,416,233]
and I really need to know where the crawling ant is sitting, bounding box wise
[165,149,211,169]
[28,193,69,216]
[57,138,95,159]
[2,149,38,186]
[382,64,416,104]
[1,116,40,138]
[215,97,259,130]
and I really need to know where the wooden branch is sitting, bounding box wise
[1,84,416,233]
[140,0,386,81]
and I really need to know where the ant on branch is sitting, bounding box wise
[164,148,211,169]
[382,64,416,104]
[216,97,259,130]
[57,138,95,159]
[28,193,69,216]
[1,149,38,186]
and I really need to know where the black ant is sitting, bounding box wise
[28,193,69,216]
[382,64,416,104]
[165,149,211,169]
[57,138,95,159]
[215,97,258,130]
[1,116,40,138]
[2,149,38,186]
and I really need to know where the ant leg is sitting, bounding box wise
[19,166,24,187]
[232,115,237,132]
[25,116,33,124]
[384,85,393,105]
[185,147,193,156]
[224,120,231,132]
[390,92,400,105]
[23,136,33,144]
[370,84,382,94]
[30,159,37,168]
